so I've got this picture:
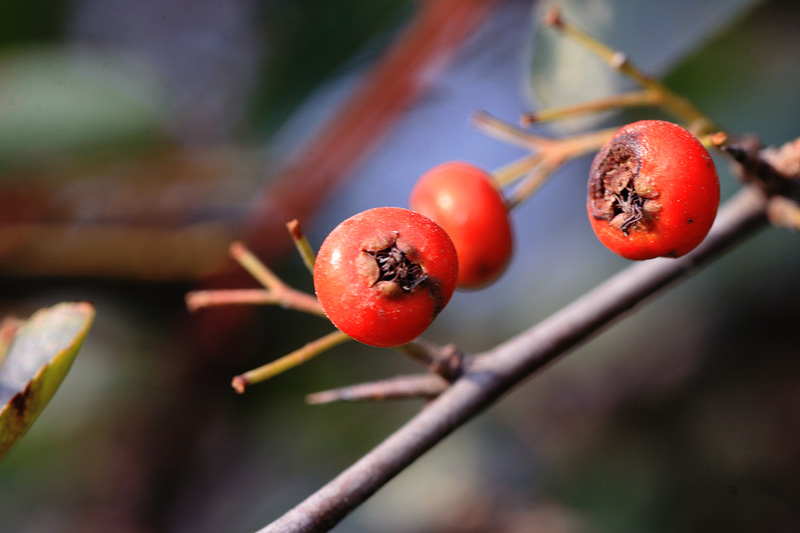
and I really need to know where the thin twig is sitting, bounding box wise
[506,157,563,210]
[232,330,351,393]
[543,6,717,135]
[472,110,555,150]
[521,89,659,125]
[229,242,285,290]
[186,242,324,316]
[491,152,543,188]
[306,374,449,404]
[474,111,615,208]
[259,185,769,532]
[287,219,317,274]
[185,288,321,315]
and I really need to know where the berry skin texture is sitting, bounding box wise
[587,120,720,260]
[409,162,513,289]
[313,207,458,348]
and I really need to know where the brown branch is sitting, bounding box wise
[259,185,769,532]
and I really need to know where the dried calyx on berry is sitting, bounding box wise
[358,231,429,297]
[589,137,661,235]
[587,120,720,261]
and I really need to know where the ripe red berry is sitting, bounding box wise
[409,162,513,289]
[587,120,720,260]
[313,207,458,347]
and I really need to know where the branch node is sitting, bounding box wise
[431,343,465,382]
[722,141,791,197]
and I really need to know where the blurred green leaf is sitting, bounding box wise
[526,0,763,132]
[0,47,168,171]
[0,302,95,460]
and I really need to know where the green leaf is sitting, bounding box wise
[0,47,167,171]
[526,0,764,132]
[0,302,95,460]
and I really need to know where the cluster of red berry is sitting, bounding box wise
[314,119,720,347]
[314,161,512,347]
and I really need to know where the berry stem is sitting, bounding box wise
[232,330,351,393]
[229,241,284,290]
[185,288,324,316]
[472,111,617,210]
[506,157,563,210]
[185,241,323,316]
[556,126,618,156]
[491,153,543,188]
[521,90,659,125]
[475,113,614,172]
[472,110,555,150]
[287,219,317,274]
[229,241,322,314]
[543,6,718,135]
[475,111,616,209]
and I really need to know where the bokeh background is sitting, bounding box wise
[1,0,800,531]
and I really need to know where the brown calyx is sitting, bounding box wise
[359,232,428,297]
[588,135,661,235]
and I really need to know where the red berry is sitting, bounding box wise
[313,207,458,347]
[587,120,720,260]
[409,162,513,289]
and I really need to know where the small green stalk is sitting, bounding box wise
[232,330,351,393]
[287,220,317,274]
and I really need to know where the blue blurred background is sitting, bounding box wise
[1,0,800,531]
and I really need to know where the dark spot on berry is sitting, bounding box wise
[422,277,447,318]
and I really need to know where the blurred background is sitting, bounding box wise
[1,0,800,531]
